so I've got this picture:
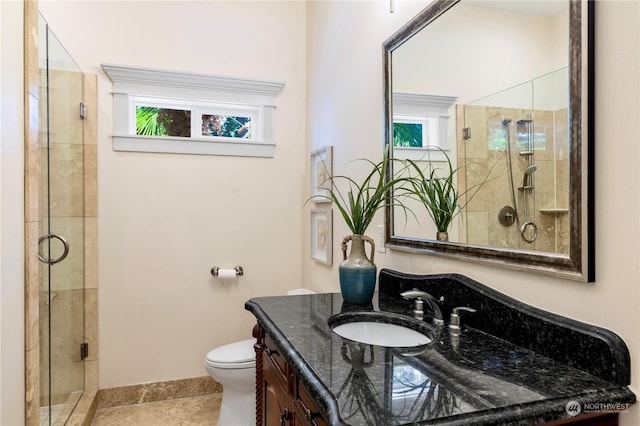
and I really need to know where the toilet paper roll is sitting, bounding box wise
[216,268,237,279]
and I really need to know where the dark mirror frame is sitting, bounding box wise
[384,0,594,282]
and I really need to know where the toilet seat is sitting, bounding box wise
[206,338,256,369]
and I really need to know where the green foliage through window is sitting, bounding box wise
[487,121,548,151]
[136,106,191,137]
[202,115,251,139]
[393,122,423,147]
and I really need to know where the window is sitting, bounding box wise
[200,114,252,139]
[393,115,438,148]
[135,105,191,137]
[102,64,284,157]
[131,97,259,140]
[392,93,456,161]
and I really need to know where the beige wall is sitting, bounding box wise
[305,1,639,425]
[1,0,27,423]
[38,1,308,388]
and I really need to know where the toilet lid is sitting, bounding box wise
[287,288,315,295]
[206,338,255,365]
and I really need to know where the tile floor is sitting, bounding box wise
[91,393,222,426]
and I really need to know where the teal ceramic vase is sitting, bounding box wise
[339,235,377,304]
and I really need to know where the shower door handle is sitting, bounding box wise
[38,233,69,265]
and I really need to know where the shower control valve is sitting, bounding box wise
[498,206,517,227]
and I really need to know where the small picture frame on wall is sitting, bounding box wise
[310,145,333,201]
[311,208,332,265]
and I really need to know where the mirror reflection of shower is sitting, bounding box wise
[502,117,539,243]
[461,67,570,254]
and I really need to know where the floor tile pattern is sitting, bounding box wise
[91,393,222,426]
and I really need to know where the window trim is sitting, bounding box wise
[102,64,284,157]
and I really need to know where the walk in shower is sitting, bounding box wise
[38,13,86,425]
[459,68,570,254]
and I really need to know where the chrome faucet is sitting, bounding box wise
[399,289,444,325]
[449,306,476,335]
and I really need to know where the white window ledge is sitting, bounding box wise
[113,135,275,158]
[393,146,450,162]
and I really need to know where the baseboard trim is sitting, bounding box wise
[97,376,221,409]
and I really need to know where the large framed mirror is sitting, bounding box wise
[384,0,594,282]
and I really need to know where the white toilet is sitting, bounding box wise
[205,288,315,426]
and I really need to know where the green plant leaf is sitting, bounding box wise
[405,148,492,233]
[136,107,164,136]
[306,145,414,235]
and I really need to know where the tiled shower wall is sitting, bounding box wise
[24,2,98,424]
[457,104,569,254]
[37,69,98,416]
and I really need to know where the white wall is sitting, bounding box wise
[39,0,307,388]
[305,1,639,426]
[394,3,568,104]
[0,0,26,423]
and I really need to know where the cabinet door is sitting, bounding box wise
[295,379,328,426]
[263,355,294,425]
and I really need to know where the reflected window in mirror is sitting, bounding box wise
[393,116,430,148]
[393,93,456,162]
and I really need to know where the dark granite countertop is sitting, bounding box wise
[245,270,635,425]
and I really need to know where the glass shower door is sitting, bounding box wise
[38,13,86,425]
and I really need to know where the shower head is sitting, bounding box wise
[502,118,512,126]
[522,165,537,187]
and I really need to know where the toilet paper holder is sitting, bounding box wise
[211,266,244,277]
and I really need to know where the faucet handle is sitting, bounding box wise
[400,289,443,325]
[399,289,437,302]
[449,306,476,332]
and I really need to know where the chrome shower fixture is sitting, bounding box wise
[501,118,538,244]
[522,165,537,188]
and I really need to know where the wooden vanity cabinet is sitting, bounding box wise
[262,345,293,425]
[254,324,328,426]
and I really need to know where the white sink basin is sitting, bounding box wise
[331,321,432,347]
[328,312,436,348]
